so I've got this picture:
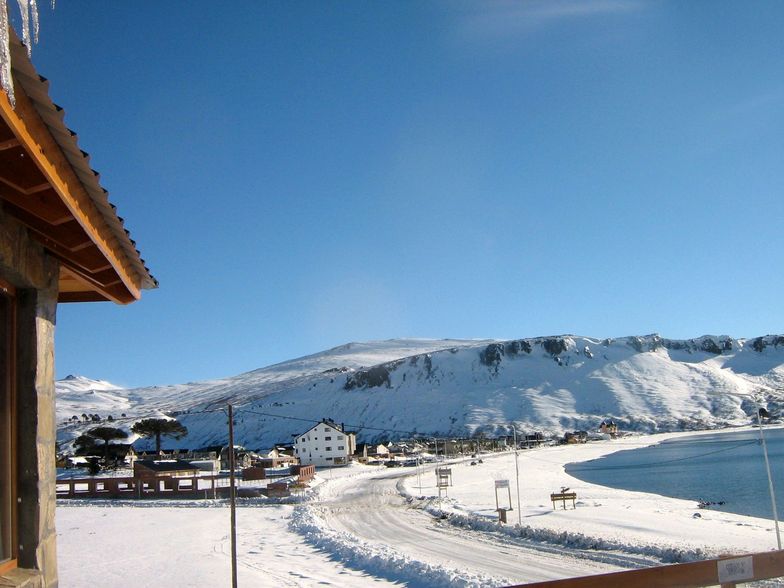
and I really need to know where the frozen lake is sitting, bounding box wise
[566,427,784,520]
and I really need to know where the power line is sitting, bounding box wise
[237,408,448,438]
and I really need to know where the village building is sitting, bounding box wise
[252,447,298,469]
[600,419,618,437]
[0,30,155,587]
[133,460,200,479]
[565,431,589,444]
[220,446,256,470]
[274,444,296,458]
[354,442,390,462]
[294,419,356,467]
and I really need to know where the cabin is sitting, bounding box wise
[294,419,357,467]
[0,30,155,587]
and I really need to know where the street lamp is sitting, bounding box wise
[755,395,781,549]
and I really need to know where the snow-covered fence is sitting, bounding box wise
[55,475,267,500]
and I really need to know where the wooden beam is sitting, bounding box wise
[1,202,107,260]
[58,291,107,303]
[0,177,75,225]
[0,77,141,302]
[0,137,20,151]
[509,550,784,588]
[56,262,134,304]
[25,182,52,195]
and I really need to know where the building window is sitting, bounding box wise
[338,446,344,450]
[326,457,332,461]
[325,436,331,440]
[337,435,344,440]
[324,428,329,432]
[0,285,16,572]
[325,447,332,451]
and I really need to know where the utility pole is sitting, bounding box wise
[513,426,521,526]
[228,404,238,588]
[417,455,422,493]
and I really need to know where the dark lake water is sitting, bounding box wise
[565,427,784,519]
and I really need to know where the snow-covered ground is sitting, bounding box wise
[56,431,784,587]
[57,503,397,587]
[406,430,783,558]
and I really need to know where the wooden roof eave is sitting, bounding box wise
[0,84,141,304]
[0,29,157,305]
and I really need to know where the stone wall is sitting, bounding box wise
[0,208,59,588]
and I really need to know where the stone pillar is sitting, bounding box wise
[16,284,58,587]
[0,210,60,587]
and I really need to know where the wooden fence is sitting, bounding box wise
[56,466,315,500]
[56,475,232,499]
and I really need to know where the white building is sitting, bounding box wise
[294,419,356,467]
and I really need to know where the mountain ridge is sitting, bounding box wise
[56,334,784,452]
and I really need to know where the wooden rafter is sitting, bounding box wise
[0,138,20,151]
[0,181,74,225]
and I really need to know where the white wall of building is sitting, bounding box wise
[294,422,355,467]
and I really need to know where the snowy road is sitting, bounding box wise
[305,465,654,586]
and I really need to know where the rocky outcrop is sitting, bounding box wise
[540,337,568,357]
[505,340,532,356]
[344,359,404,390]
[479,343,505,368]
[750,336,784,353]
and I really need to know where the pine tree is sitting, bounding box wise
[82,426,129,461]
[131,418,188,453]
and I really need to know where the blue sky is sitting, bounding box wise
[19,1,783,387]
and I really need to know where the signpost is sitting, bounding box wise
[495,479,512,524]
[436,467,451,497]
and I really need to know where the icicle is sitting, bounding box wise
[17,0,30,56]
[0,0,14,107]
[30,0,38,44]
[0,0,46,107]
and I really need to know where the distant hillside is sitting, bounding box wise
[56,335,784,452]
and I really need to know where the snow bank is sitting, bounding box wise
[418,498,705,564]
[290,504,508,587]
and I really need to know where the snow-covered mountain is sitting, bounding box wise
[56,335,784,452]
